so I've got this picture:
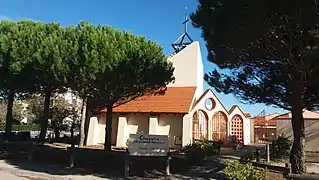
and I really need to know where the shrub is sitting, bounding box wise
[240,150,255,162]
[270,136,291,159]
[224,161,267,180]
[200,139,222,155]
[183,139,222,165]
[183,141,205,165]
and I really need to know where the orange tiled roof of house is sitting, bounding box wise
[100,86,197,114]
[244,113,251,118]
[253,113,280,126]
[254,119,276,126]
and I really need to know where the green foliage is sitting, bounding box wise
[240,150,256,162]
[25,95,43,123]
[270,136,291,159]
[25,94,78,135]
[64,22,105,100]
[183,139,222,165]
[198,139,222,155]
[71,22,175,150]
[84,23,175,109]
[30,22,70,92]
[191,0,319,173]
[49,96,77,135]
[0,100,26,123]
[0,20,174,149]
[184,141,205,165]
[0,20,38,92]
[191,0,319,111]
[224,161,267,180]
[0,20,43,135]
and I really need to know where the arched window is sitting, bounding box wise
[212,111,228,143]
[192,111,200,140]
[231,115,244,144]
[192,110,208,140]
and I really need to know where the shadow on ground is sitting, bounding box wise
[0,148,231,179]
[4,157,229,180]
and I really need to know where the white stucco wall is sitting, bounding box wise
[127,114,149,135]
[86,89,252,148]
[167,42,198,87]
[87,113,184,149]
[182,114,192,146]
[157,114,183,148]
[229,108,251,145]
[91,114,119,145]
[190,89,251,145]
[277,118,319,152]
[167,42,204,99]
[195,42,204,98]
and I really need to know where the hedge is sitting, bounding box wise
[0,124,40,131]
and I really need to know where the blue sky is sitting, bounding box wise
[0,0,287,116]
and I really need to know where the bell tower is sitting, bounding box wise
[171,7,194,53]
[167,8,204,99]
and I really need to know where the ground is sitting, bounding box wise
[0,159,112,180]
[0,143,318,179]
[0,155,289,180]
[0,158,226,180]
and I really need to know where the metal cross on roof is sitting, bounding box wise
[171,7,194,53]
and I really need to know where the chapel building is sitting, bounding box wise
[86,41,252,149]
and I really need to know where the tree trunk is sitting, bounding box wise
[38,89,52,144]
[54,129,60,140]
[290,90,306,174]
[70,120,75,148]
[5,89,14,141]
[104,103,113,151]
[79,98,87,147]
[83,99,92,146]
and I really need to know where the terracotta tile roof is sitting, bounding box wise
[244,113,251,118]
[100,86,196,113]
[253,114,277,126]
[254,119,276,126]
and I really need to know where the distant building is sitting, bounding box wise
[253,111,279,143]
[275,110,319,152]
